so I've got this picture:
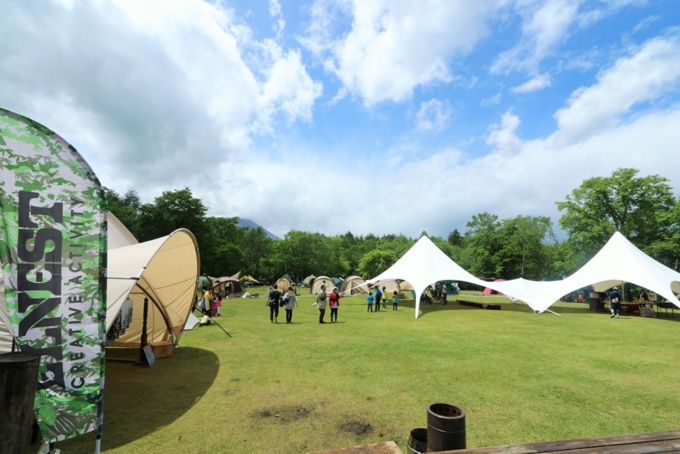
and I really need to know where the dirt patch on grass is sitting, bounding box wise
[341,421,372,436]
[254,405,313,423]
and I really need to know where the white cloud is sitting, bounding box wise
[415,99,451,132]
[0,0,321,199]
[492,0,580,74]
[487,110,523,155]
[511,73,552,93]
[554,36,680,146]
[306,0,504,105]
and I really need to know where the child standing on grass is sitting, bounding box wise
[392,291,399,310]
[367,291,374,312]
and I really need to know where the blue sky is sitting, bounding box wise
[1,0,679,239]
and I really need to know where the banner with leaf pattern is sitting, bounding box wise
[0,108,107,444]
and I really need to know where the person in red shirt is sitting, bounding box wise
[329,287,342,323]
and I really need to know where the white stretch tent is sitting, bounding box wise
[367,236,490,318]
[486,232,680,313]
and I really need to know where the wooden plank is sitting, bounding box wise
[448,430,680,453]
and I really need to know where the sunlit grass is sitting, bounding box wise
[57,291,680,453]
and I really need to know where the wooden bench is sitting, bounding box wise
[440,429,680,453]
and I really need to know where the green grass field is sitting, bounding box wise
[57,289,680,453]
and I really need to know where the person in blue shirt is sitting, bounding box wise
[367,291,375,312]
[609,286,622,318]
[374,286,383,312]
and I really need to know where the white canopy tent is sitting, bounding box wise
[367,236,490,318]
[490,232,680,313]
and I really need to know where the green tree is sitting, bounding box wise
[447,229,463,246]
[496,215,555,279]
[105,187,142,238]
[242,227,273,279]
[358,249,397,278]
[461,212,502,277]
[203,216,246,276]
[557,168,677,268]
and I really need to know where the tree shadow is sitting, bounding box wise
[54,347,219,452]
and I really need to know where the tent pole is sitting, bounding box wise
[137,297,149,364]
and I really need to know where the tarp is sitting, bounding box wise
[106,228,199,347]
[368,236,490,318]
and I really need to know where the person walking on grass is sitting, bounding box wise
[316,284,328,323]
[392,290,399,310]
[367,291,374,312]
[609,286,622,318]
[282,286,298,324]
[266,284,282,323]
[382,286,387,309]
[329,287,342,322]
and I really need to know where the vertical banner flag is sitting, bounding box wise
[0,108,107,444]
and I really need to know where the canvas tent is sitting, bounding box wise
[107,228,199,346]
[1,215,200,351]
[341,275,369,295]
[372,279,402,295]
[211,276,245,298]
[368,236,491,318]
[302,274,316,286]
[275,275,293,291]
[310,275,333,294]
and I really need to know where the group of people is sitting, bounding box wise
[266,282,404,324]
[265,284,299,323]
[265,282,342,324]
[366,286,399,311]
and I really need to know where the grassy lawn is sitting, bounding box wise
[57,288,680,453]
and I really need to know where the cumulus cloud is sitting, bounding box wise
[305,0,504,105]
[492,0,580,74]
[554,35,680,146]
[415,99,451,132]
[0,0,321,199]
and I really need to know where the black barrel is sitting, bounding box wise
[427,402,466,452]
[0,352,41,454]
[407,428,428,454]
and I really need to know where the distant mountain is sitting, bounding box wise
[238,218,281,240]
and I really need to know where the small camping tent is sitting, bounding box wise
[275,275,293,291]
[302,274,316,287]
[212,276,245,298]
[341,275,369,295]
[311,276,333,294]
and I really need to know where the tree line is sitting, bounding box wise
[106,168,680,284]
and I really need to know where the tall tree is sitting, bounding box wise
[496,215,555,279]
[203,216,246,276]
[105,187,142,237]
[461,212,502,277]
[557,168,677,268]
[242,226,273,279]
[358,250,397,278]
